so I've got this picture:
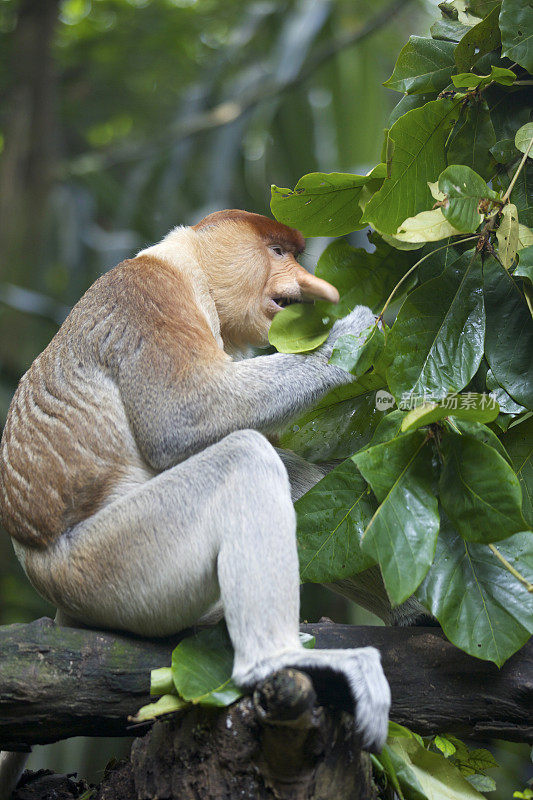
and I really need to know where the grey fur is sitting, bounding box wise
[1,306,390,799]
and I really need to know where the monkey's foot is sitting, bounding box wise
[233,646,390,752]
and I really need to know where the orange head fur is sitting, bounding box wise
[193,210,339,348]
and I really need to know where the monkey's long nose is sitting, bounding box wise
[294,266,340,304]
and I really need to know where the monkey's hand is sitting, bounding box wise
[317,305,377,361]
[233,646,390,752]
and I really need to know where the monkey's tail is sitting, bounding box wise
[0,750,29,798]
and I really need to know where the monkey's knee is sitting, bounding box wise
[222,429,292,493]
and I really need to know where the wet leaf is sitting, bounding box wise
[364,98,463,235]
[439,432,526,542]
[484,255,533,408]
[416,521,533,665]
[353,432,439,605]
[270,165,387,237]
[384,36,456,94]
[386,251,485,402]
[296,459,376,583]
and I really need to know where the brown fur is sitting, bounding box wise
[0,255,221,548]
[193,210,305,256]
[0,212,336,550]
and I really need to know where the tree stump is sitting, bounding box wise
[119,670,377,800]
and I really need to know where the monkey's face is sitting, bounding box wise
[261,247,339,339]
[193,211,339,350]
[219,239,340,349]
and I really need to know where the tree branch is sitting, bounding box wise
[0,618,531,750]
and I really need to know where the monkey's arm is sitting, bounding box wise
[117,307,375,470]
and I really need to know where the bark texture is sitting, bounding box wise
[1,618,531,749]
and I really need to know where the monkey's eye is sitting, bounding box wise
[270,245,284,257]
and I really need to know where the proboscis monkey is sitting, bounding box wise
[0,211,390,790]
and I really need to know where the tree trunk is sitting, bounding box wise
[0,0,59,272]
[2,618,532,799]
[1,618,531,748]
[125,671,377,800]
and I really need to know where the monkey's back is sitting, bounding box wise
[0,272,152,549]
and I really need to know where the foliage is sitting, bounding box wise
[132,623,315,721]
[136,4,532,795]
[0,0,430,626]
[267,0,533,674]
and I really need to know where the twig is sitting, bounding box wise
[501,135,533,205]
[378,236,479,320]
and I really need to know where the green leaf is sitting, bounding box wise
[447,98,496,181]
[431,18,472,42]
[486,369,526,414]
[433,735,457,757]
[497,202,519,269]
[439,0,480,25]
[401,394,499,432]
[171,624,242,707]
[416,520,533,665]
[490,138,519,164]
[439,432,526,542]
[446,417,511,462]
[488,64,518,84]
[150,667,175,696]
[451,65,515,89]
[367,409,407,446]
[363,98,463,235]
[465,0,502,17]
[502,416,533,526]
[131,693,188,723]
[519,223,533,250]
[467,774,497,792]
[268,303,331,354]
[386,251,485,402]
[171,626,315,708]
[395,208,463,243]
[484,255,533,409]
[384,37,456,94]
[385,737,486,800]
[270,164,387,237]
[439,164,498,232]
[453,746,499,775]
[353,432,439,605]
[314,236,416,317]
[515,244,533,281]
[499,0,533,72]
[510,162,533,227]
[279,374,386,461]
[329,325,384,377]
[455,5,501,70]
[515,122,533,157]
[296,459,376,583]
[388,93,437,129]
[451,72,487,88]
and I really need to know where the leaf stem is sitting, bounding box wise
[522,283,533,320]
[488,543,533,593]
[378,236,479,319]
[501,134,533,205]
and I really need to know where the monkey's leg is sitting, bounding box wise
[24,430,389,751]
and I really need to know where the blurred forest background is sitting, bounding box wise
[0,0,527,790]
